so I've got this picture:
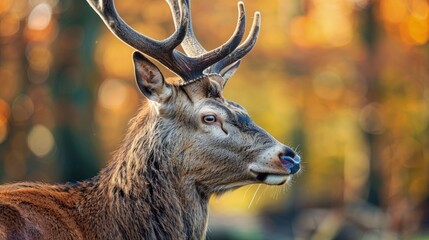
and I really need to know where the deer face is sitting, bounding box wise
[133,52,301,194]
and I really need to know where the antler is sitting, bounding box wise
[86,0,260,83]
[166,0,261,80]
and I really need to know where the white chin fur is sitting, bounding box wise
[265,175,289,185]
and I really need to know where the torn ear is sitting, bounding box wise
[133,51,172,103]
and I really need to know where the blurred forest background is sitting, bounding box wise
[0,0,428,239]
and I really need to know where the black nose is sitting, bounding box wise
[279,147,301,174]
[283,147,296,158]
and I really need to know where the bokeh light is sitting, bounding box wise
[98,79,129,110]
[0,12,20,37]
[0,99,11,144]
[27,3,52,31]
[358,103,386,134]
[26,45,52,72]
[289,0,354,48]
[0,119,8,145]
[27,124,55,157]
[379,0,429,46]
[12,94,34,122]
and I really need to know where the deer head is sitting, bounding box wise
[87,0,301,195]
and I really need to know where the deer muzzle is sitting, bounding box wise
[249,145,301,185]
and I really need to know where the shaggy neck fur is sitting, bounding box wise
[76,104,209,239]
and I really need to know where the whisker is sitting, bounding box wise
[243,185,254,201]
[271,187,279,200]
[255,185,269,206]
[294,145,303,156]
[275,187,280,200]
[282,184,286,194]
[248,184,261,209]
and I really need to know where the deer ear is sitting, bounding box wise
[133,51,172,103]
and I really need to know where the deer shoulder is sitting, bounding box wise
[0,183,85,239]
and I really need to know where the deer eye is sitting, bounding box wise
[202,114,217,124]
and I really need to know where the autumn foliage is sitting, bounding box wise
[0,0,428,238]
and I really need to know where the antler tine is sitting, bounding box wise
[166,0,206,56]
[210,12,261,74]
[167,0,247,70]
[172,0,261,82]
[191,2,247,69]
[86,0,193,79]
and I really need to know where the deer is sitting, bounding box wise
[0,0,301,239]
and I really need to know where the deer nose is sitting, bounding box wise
[279,147,301,174]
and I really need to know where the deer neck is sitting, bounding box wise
[81,105,210,239]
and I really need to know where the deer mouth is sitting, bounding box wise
[249,170,289,185]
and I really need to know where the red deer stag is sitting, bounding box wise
[0,0,301,239]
